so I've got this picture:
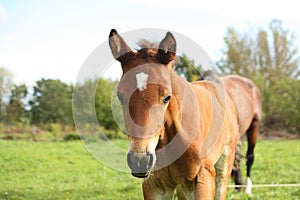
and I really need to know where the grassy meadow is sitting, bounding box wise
[0,139,299,200]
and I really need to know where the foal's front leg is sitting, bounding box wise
[194,163,216,200]
[214,145,236,200]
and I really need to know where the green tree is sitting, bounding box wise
[267,20,299,79]
[217,27,254,76]
[73,79,97,125]
[0,67,13,122]
[218,20,300,80]
[73,78,123,138]
[29,79,73,125]
[95,78,119,131]
[218,20,300,133]
[6,84,28,124]
[175,54,203,81]
[263,78,300,132]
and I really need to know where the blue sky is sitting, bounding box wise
[1,0,299,85]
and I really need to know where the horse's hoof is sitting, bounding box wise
[245,190,252,196]
[234,188,241,193]
[244,177,252,195]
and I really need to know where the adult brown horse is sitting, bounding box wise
[222,75,262,194]
[109,29,239,199]
[200,71,262,194]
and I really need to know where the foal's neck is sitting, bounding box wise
[164,71,201,144]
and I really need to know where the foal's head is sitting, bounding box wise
[109,29,176,178]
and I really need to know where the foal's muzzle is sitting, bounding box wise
[127,152,156,178]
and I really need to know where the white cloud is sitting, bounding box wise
[0,5,8,23]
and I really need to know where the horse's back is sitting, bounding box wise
[198,70,222,84]
[221,75,262,134]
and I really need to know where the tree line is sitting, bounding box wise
[0,74,122,139]
[0,20,299,140]
[218,20,300,134]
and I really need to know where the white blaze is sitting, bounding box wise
[136,72,149,91]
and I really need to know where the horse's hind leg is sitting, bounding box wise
[231,139,243,192]
[232,168,242,191]
[245,118,259,195]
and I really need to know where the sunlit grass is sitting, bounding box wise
[226,140,300,199]
[0,140,142,200]
[0,139,299,199]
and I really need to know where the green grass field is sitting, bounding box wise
[0,139,299,200]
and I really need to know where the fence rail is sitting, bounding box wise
[228,183,300,188]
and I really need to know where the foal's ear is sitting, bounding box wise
[157,32,176,64]
[109,29,132,63]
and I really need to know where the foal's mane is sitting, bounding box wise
[136,39,177,68]
[137,39,159,50]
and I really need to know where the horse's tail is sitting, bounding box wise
[232,137,244,171]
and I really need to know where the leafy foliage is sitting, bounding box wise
[262,78,300,132]
[1,19,299,136]
[6,84,28,124]
[218,20,300,133]
[218,20,300,80]
[29,79,73,125]
[73,78,123,136]
[95,78,119,131]
[175,54,203,81]
[0,67,13,122]
[72,79,97,125]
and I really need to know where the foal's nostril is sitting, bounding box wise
[127,152,149,171]
[127,152,156,177]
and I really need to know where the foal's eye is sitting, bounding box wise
[163,95,171,104]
